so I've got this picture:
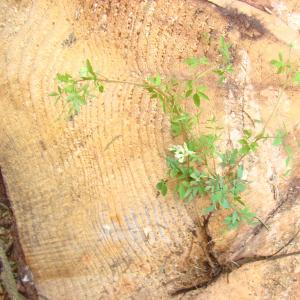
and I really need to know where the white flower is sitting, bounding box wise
[169,142,195,163]
[183,142,195,156]
[175,152,185,163]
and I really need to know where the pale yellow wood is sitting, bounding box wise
[0,0,208,298]
[1,0,300,299]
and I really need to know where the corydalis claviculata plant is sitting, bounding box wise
[50,37,298,230]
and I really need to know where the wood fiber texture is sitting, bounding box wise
[0,0,214,298]
[1,0,300,299]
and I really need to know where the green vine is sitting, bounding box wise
[50,37,299,230]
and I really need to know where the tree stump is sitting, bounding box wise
[1,0,300,299]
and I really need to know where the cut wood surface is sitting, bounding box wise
[1,0,300,299]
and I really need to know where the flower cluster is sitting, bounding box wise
[169,142,195,163]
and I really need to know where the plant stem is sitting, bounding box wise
[77,77,145,87]
[101,78,145,87]
[225,134,265,176]
[261,83,287,133]
[262,46,292,133]
[195,66,216,80]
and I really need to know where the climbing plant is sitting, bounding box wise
[50,37,298,229]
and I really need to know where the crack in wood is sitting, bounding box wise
[0,169,38,299]
[104,134,122,151]
[170,179,300,296]
[169,214,222,295]
[171,228,300,296]
[231,228,300,267]
[252,177,300,236]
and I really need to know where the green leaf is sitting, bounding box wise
[213,68,226,83]
[231,180,246,198]
[237,165,244,179]
[213,69,224,76]
[220,198,230,209]
[273,136,283,146]
[270,53,289,74]
[49,92,59,96]
[185,187,198,203]
[294,71,300,85]
[185,89,193,97]
[273,128,287,146]
[203,205,215,215]
[56,73,73,82]
[241,145,251,154]
[234,196,246,206]
[189,153,203,163]
[219,149,239,167]
[193,93,200,107]
[186,80,193,89]
[178,183,186,200]
[185,56,209,68]
[147,75,161,86]
[185,57,197,67]
[64,85,75,93]
[98,84,104,92]
[236,182,246,193]
[232,211,239,223]
[199,56,209,65]
[190,169,201,180]
[170,168,179,177]
[224,211,240,229]
[155,75,161,85]
[211,191,222,202]
[156,180,168,196]
[225,64,234,73]
[86,59,97,78]
[86,59,93,72]
[224,215,231,224]
[284,144,293,156]
[243,129,252,138]
[198,91,209,101]
[195,134,218,156]
[166,156,179,170]
[171,121,181,136]
[283,169,292,177]
[219,36,231,63]
[240,208,256,224]
[79,66,89,78]
[270,59,282,68]
[284,144,293,167]
[95,81,104,93]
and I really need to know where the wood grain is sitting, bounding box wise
[1,0,300,299]
[0,0,217,298]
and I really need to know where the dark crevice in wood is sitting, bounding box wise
[0,168,38,300]
[231,228,300,268]
[217,7,266,40]
[169,214,223,296]
[171,178,300,296]
[252,177,300,236]
[171,230,300,296]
